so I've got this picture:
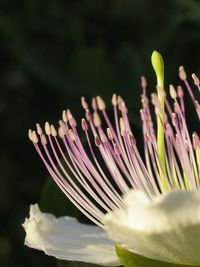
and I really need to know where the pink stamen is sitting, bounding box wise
[29,65,200,226]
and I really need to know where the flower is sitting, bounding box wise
[23,51,200,266]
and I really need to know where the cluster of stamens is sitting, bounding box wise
[28,66,200,228]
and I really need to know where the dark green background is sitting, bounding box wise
[1,0,200,267]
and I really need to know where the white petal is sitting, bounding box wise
[103,190,200,265]
[23,204,120,266]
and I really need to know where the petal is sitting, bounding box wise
[22,204,120,266]
[103,190,200,265]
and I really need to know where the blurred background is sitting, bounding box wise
[0,0,200,267]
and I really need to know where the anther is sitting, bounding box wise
[192,73,200,87]
[112,94,117,106]
[51,125,57,137]
[36,123,43,135]
[121,102,128,113]
[32,131,39,144]
[177,85,184,98]
[140,109,146,122]
[99,130,107,143]
[58,127,65,138]
[81,118,88,131]
[81,97,89,110]
[92,97,97,111]
[120,117,126,136]
[86,109,92,121]
[169,84,177,99]
[66,109,72,120]
[96,96,106,111]
[117,96,123,111]
[174,103,179,114]
[192,132,199,149]
[184,140,190,151]
[62,110,68,123]
[93,112,101,127]
[107,128,113,140]
[45,122,51,135]
[59,120,67,134]
[141,76,147,88]
[141,95,149,107]
[28,129,33,141]
[179,66,187,81]
[68,114,77,128]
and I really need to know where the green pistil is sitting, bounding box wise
[151,51,168,191]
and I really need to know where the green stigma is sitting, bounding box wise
[151,50,164,89]
[151,51,167,191]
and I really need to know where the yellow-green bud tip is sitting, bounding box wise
[151,50,164,88]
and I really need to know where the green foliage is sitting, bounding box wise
[116,244,197,267]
